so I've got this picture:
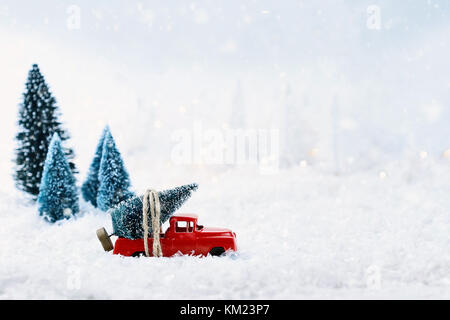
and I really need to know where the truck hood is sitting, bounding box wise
[199,227,235,237]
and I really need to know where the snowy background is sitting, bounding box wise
[1,0,450,299]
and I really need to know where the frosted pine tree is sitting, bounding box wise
[331,94,340,175]
[97,131,134,211]
[229,80,246,129]
[37,133,79,223]
[81,126,109,207]
[279,83,317,167]
[14,64,76,198]
[110,183,199,239]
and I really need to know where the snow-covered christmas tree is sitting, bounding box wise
[81,126,109,207]
[97,130,134,211]
[111,183,199,239]
[14,64,76,198]
[37,133,79,223]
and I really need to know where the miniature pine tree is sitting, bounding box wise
[37,133,79,223]
[14,64,76,198]
[110,183,199,239]
[81,126,109,207]
[229,80,246,129]
[97,131,134,211]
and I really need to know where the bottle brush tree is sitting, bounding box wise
[14,64,76,198]
[81,126,109,207]
[97,131,134,211]
[110,183,199,239]
[37,133,79,223]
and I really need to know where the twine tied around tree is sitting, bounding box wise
[142,189,163,257]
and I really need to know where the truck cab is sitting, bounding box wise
[164,214,200,255]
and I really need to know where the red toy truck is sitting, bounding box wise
[97,214,237,257]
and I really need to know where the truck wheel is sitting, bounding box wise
[209,247,225,257]
[131,251,146,257]
[96,227,114,252]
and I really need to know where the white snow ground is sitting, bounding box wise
[1,160,450,299]
[1,1,450,299]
